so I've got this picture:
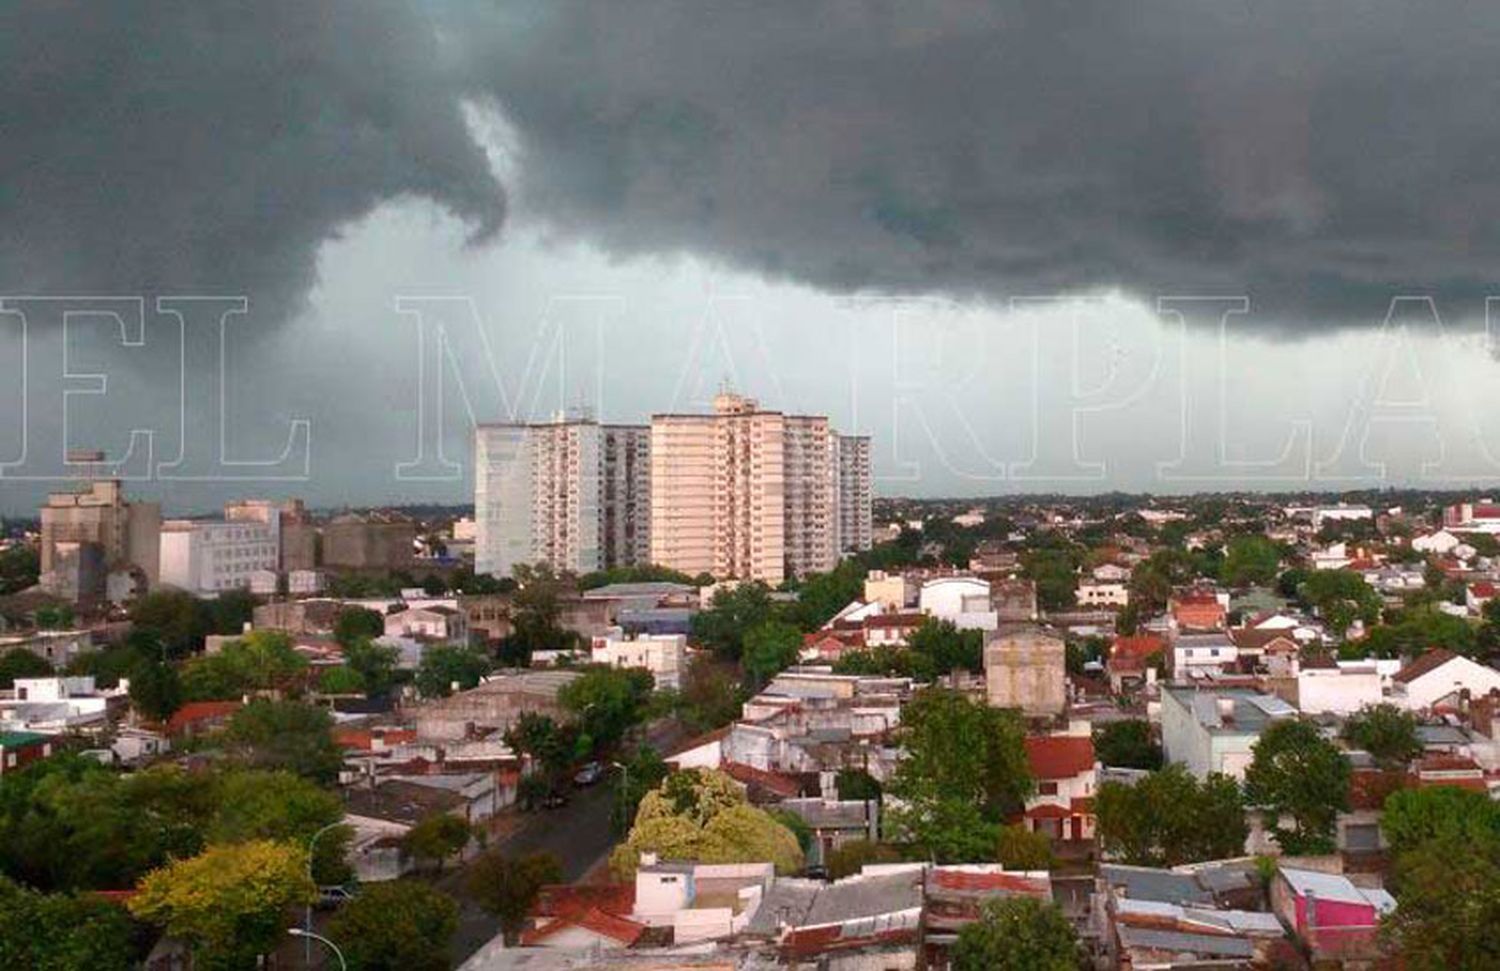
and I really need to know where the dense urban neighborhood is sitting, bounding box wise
[5,452,1500,969]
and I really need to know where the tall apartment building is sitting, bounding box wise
[39,480,161,596]
[649,392,871,584]
[835,435,873,553]
[474,418,650,577]
[601,425,652,570]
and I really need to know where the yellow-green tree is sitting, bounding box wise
[610,769,803,877]
[129,840,315,970]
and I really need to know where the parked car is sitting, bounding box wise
[573,762,604,786]
[315,885,357,909]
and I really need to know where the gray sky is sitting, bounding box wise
[6,2,1500,514]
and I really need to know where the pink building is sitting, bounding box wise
[1270,867,1395,962]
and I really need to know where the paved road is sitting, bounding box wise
[442,715,691,966]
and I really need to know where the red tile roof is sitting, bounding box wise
[722,760,803,797]
[165,700,241,735]
[1112,634,1165,661]
[1024,735,1095,781]
[1471,582,1498,599]
[519,907,645,947]
[930,869,1049,895]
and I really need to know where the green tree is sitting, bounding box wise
[995,824,1056,870]
[128,840,315,971]
[741,619,802,686]
[0,544,40,596]
[1381,834,1500,971]
[611,745,670,833]
[675,656,743,734]
[504,713,579,800]
[317,664,365,695]
[825,839,903,879]
[0,875,141,971]
[223,700,344,783]
[885,689,1032,862]
[768,807,815,855]
[907,618,984,674]
[1221,534,1281,588]
[501,563,580,665]
[1093,719,1162,770]
[1243,719,1350,854]
[952,896,1080,971]
[559,665,655,754]
[788,560,866,630]
[182,630,308,700]
[466,851,563,944]
[334,606,385,647]
[610,769,803,877]
[129,590,213,658]
[1342,703,1423,769]
[129,658,183,722]
[402,814,472,872]
[343,638,400,696]
[0,757,215,892]
[1381,786,1500,856]
[328,879,458,971]
[691,582,780,660]
[1095,764,1246,866]
[835,767,882,803]
[208,769,351,884]
[0,647,53,687]
[1021,548,1078,613]
[1299,569,1382,637]
[1357,608,1478,659]
[414,644,491,698]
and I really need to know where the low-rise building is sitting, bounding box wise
[384,605,468,644]
[1161,686,1295,780]
[1076,578,1129,608]
[1393,649,1500,711]
[1022,730,1097,842]
[0,731,55,776]
[920,577,997,631]
[1269,866,1395,964]
[590,631,687,690]
[159,518,278,595]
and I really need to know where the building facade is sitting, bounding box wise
[835,435,874,553]
[159,518,278,595]
[474,417,650,577]
[650,392,869,584]
[39,480,161,596]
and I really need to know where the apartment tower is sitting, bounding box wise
[475,417,650,577]
[650,392,869,584]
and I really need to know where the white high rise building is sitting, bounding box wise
[475,418,650,577]
[649,393,871,584]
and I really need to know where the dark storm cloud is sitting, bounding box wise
[0,2,503,323]
[7,2,1500,332]
[462,1,1500,328]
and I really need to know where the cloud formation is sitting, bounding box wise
[0,2,503,324]
[7,2,1500,331]
[468,1,1500,328]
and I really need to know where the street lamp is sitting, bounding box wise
[288,928,346,971]
[304,822,343,967]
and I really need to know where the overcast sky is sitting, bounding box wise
[6,2,1500,514]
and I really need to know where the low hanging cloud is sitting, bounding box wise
[7,2,1500,333]
[465,1,1500,330]
[0,2,503,325]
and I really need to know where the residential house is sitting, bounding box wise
[1170,592,1227,632]
[1022,730,1097,842]
[1171,632,1238,679]
[1076,579,1129,609]
[1107,634,1164,694]
[384,605,468,644]
[922,866,1052,968]
[0,731,55,776]
[590,631,687,690]
[1269,867,1395,964]
[1393,649,1500,711]
[1161,686,1295,780]
[919,577,997,631]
